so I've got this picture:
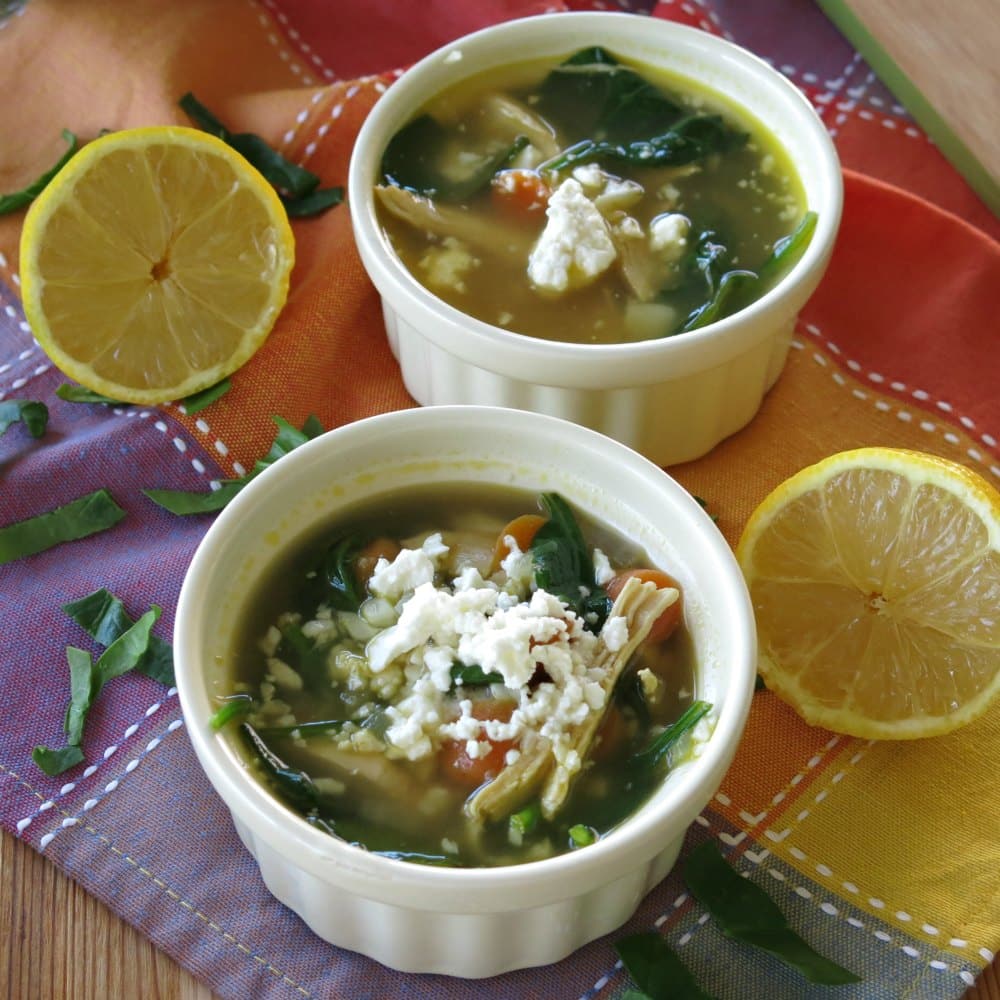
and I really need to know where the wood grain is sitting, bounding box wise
[836,0,1000,184]
[2,827,997,999]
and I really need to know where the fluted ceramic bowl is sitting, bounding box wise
[174,406,756,977]
[348,12,842,466]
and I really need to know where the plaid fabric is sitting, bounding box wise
[1,1,997,997]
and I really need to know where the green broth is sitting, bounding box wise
[376,48,808,345]
[223,484,701,867]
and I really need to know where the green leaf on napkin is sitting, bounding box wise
[178,92,343,216]
[143,413,324,516]
[178,377,231,414]
[55,383,122,405]
[56,376,232,411]
[615,931,718,1000]
[0,399,49,438]
[684,840,862,984]
[0,129,78,215]
[62,588,175,686]
[32,607,160,776]
[0,488,125,565]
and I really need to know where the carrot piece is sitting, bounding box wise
[605,569,683,642]
[490,169,551,219]
[487,513,547,575]
[354,536,401,589]
[439,700,517,789]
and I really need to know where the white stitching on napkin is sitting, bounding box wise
[250,0,317,85]
[796,323,1000,480]
[258,0,330,82]
[0,763,315,999]
[13,692,178,835]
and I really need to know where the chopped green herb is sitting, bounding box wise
[179,377,231,414]
[31,745,85,776]
[684,840,861,984]
[508,802,541,840]
[281,186,344,216]
[757,210,818,288]
[615,931,719,1000]
[568,823,597,847]
[55,384,121,405]
[209,695,254,731]
[0,129,77,215]
[32,608,161,777]
[631,699,711,771]
[179,92,342,216]
[143,413,324,515]
[241,722,323,813]
[62,588,175,686]
[315,534,367,611]
[0,488,125,565]
[0,399,48,438]
[450,663,504,687]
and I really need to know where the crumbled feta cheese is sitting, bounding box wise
[601,615,629,652]
[649,213,691,264]
[418,237,478,293]
[638,667,660,699]
[592,548,614,586]
[527,178,617,293]
[368,534,446,601]
[571,163,604,191]
[266,657,303,692]
[593,176,644,213]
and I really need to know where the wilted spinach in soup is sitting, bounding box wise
[375,47,814,344]
[215,486,710,867]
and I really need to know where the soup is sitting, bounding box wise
[216,486,708,868]
[375,46,812,345]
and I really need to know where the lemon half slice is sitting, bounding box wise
[737,447,1000,739]
[20,126,295,404]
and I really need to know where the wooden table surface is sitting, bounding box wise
[2,827,997,999]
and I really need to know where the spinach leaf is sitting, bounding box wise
[180,377,231,414]
[757,210,818,288]
[179,92,342,215]
[679,212,818,333]
[209,695,253,731]
[615,931,718,1000]
[55,384,121,404]
[450,663,503,687]
[317,535,366,611]
[537,48,683,146]
[0,488,125,565]
[32,608,161,777]
[381,114,529,201]
[242,723,323,814]
[544,115,745,173]
[682,268,757,332]
[143,413,324,516]
[529,493,609,630]
[62,587,175,685]
[0,399,48,438]
[684,840,861,985]
[0,129,77,215]
[630,700,711,771]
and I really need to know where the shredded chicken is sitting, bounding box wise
[480,93,560,160]
[464,576,679,824]
[375,184,533,260]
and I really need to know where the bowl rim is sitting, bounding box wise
[347,11,844,386]
[175,406,757,911]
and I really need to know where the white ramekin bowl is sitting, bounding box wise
[175,406,756,977]
[348,12,842,467]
